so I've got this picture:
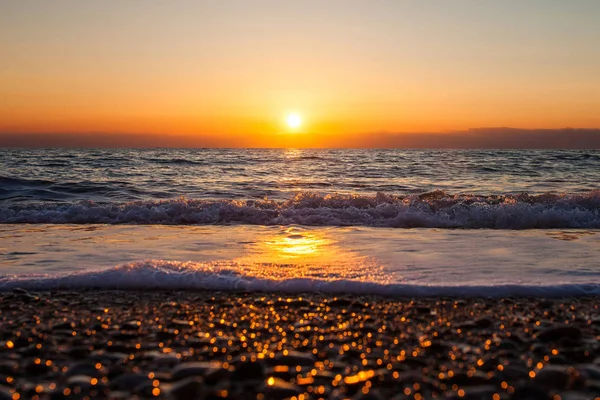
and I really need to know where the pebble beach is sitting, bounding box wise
[2,290,600,400]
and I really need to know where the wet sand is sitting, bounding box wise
[1,290,600,399]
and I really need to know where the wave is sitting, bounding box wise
[2,260,599,297]
[0,176,55,187]
[1,190,600,228]
[143,158,205,165]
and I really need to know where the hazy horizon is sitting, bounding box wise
[2,127,600,149]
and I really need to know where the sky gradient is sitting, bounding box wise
[1,1,600,147]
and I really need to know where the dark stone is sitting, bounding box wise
[499,365,529,381]
[169,377,205,400]
[559,392,596,400]
[510,384,551,400]
[456,321,477,330]
[329,298,353,307]
[443,371,491,386]
[110,373,150,391]
[232,359,266,381]
[446,385,497,400]
[0,361,18,375]
[171,361,226,383]
[65,361,105,378]
[66,375,95,390]
[24,359,51,375]
[534,365,573,390]
[576,363,600,380]
[537,325,582,342]
[475,318,494,329]
[0,387,12,400]
[67,345,92,358]
[352,390,384,400]
[264,378,302,399]
[414,306,430,314]
[52,321,76,330]
[268,350,315,367]
[497,340,519,351]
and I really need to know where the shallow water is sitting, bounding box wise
[1,225,599,296]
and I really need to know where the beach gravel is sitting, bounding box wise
[1,290,600,399]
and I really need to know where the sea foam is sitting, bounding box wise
[2,260,600,297]
[1,191,600,229]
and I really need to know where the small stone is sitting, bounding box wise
[328,298,353,307]
[66,375,95,390]
[576,364,600,380]
[537,325,582,342]
[65,361,106,378]
[269,350,315,367]
[0,361,18,375]
[352,390,383,400]
[475,318,494,329]
[232,359,265,381]
[52,321,76,330]
[499,365,530,381]
[456,321,478,330]
[91,351,129,364]
[446,370,491,386]
[510,384,551,400]
[265,377,302,398]
[169,377,205,400]
[110,373,150,391]
[141,350,180,367]
[497,340,519,351]
[0,387,12,400]
[446,385,497,400]
[534,365,573,390]
[171,361,223,382]
[559,392,595,400]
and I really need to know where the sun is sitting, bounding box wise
[286,113,302,130]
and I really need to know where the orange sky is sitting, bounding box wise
[1,1,600,147]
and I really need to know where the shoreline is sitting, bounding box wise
[2,290,600,399]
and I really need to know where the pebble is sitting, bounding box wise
[533,365,574,390]
[232,359,266,381]
[2,291,600,399]
[171,361,223,381]
[169,377,205,400]
[109,373,151,391]
[537,325,582,342]
[264,377,302,399]
[0,387,12,400]
[269,350,315,367]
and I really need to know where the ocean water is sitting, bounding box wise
[1,148,600,296]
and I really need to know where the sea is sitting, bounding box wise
[1,148,600,296]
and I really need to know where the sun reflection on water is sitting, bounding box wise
[262,232,332,259]
[231,226,388,283]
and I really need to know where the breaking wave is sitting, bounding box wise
[1,190,600,229]
[2,260,599,297]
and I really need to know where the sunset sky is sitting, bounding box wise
[1,1,600,147]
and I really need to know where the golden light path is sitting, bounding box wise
[232,226,387,282]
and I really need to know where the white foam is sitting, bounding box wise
[2,190,600,228]
[2,260,600,297]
